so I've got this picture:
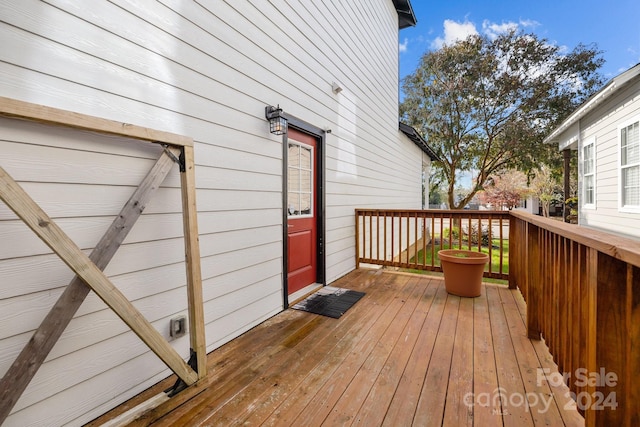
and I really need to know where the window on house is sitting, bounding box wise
[620,120,640,210]
[583,139,595,207]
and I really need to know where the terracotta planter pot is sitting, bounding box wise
[438,249,489,297]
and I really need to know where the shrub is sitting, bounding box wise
[460,223,490,246]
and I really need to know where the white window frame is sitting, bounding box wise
[618,116,640,213]
[582,137,596,209]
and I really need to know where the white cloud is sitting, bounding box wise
[519,19,541,29]
[482,20,519,39]
[482,19,541,39]
[431,19,478,49]
[399,37,408,53]
[431,18,543,49]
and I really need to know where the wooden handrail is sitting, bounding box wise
[509,211,640,426]
[510,210,640,267]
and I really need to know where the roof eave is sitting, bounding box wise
[544,63,640,145]
[399,122,440,161]
[392,0,417,29]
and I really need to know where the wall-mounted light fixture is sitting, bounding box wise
[331,82,343,94]
[265,105,287,135]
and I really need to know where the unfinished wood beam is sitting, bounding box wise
[0,166,198,386]
[0,96,192,147]
[0,148,180,423]
[179,145,207,379]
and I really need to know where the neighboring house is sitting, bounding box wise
[399,122,439,208]
[514,195,540,215]
[544,63,640,239]
[0,1,439,425]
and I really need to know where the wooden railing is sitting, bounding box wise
[355,209,510,280]
[509,210,640,427]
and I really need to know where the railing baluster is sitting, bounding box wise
[413,211,418,267]
[499,216,504,275]
[391,212,395,265]
[432,213,437,263]
[440,213,443,253]
[383,211,387,263]
[375,211,380,262]
[405,212,410,265]
[477,217,481,253]
[488,216,493,274]
[422,214,427,268]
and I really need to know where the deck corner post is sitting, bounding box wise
[355,210,361,269]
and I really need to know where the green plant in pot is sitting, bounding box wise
[438,249,489,297]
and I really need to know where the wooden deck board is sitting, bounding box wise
[293,274,417,426]
[472,288,501,426]
[443,297,474,427]
[382,283,449,426]
[260,272,403,427]
[498,286,565,426]
[322,277,426,425]
[210,272,405,426]
[486,285,535,427]
[413,293,460,426]
[93,269,584,427]
[353,279,439,427]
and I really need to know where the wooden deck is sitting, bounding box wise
[92,269,584,427]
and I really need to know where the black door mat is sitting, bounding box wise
[292,286,365,318]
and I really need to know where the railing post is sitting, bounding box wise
[630,265,640,427]
[527,222,541,340]
[583,247,598,427]
[355,210,360,269]
[508,214,517,289]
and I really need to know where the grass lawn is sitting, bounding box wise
[410,238,509,277]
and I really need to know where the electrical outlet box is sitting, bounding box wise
[169,315,187,338]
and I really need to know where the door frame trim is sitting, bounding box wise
[281,114,326,309]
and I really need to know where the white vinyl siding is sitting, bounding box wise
[619,117,640,211]
[0,1,424,425]
[582,137,596,208]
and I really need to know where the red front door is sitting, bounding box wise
[287,128,317,296]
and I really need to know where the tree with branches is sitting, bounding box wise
[482,170,531,210]
[530,165,563,217]
[400,29,604,209]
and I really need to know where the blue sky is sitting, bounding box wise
[399,0,640,85]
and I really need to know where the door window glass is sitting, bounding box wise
[288,141,313,217]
